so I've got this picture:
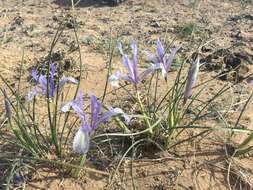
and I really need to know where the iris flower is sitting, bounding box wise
[148,39,181,80]
[183,56,200,104]
[109,41,156,87]
[28,63,77,100]
[61,91,129,154]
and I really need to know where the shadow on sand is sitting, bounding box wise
[53,0,117,7]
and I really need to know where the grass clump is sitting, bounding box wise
[1,12,252,190]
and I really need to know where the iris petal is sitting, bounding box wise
[61,102,73,112]
[98,107,130,124]
[164,46,181,73]
[156,39,165,60]
[109,71,126,87]
[122,54,136,82]
[31,68,39,82]
[183,56,200,103]
[61,91,85,118]
[131,41,138,81]
[73,129,90,154]
[139,64,159,82]
[59,76,78,91]
[89,93,102,130]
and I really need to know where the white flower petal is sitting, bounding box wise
[66,77,78,84]
[110,80,120,87]
[109,72,121,87]
[61,102,73,112]
[161,66,167,79]
[73,129,90,154]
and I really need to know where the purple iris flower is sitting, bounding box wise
[183,56,200,104]
[27,63,78,100]
[147,39,181,80]
[61,91,129,154]
[109,41,156,87]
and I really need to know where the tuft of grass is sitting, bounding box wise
[103,39,234,152]
[180,22,196,37]
[240,0,252,8]
[234,91,253,157]
[0,11,85,189]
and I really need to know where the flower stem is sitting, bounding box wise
[73,154,86,177]
[136,92,153,135]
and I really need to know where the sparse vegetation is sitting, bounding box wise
[0,0,253,190]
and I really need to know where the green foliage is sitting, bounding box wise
[235,92,253,156]
[0,17,84,189]
[180,22,196,37]
[240,0,252,7]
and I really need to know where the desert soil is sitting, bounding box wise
[0,0,253,189]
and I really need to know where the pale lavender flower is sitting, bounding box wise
[61,91,129,154]
[147,39,181,80]
[108,71,125,88]
[109,41,155,87]
[183,56,200,104]
[28,63,78,100]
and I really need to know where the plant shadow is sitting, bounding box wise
[53,0,117,7]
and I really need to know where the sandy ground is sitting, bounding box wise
[0,0,253,189]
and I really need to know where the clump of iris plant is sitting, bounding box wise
[109,41,156,87]
[108,39,183,136]
[28,63,78,100]
[62,91,129,154]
